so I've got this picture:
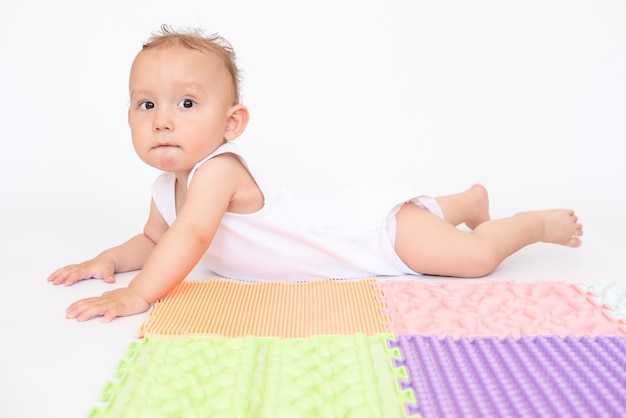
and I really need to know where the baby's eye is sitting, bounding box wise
[139,101,155,110]
[178,99,195,109]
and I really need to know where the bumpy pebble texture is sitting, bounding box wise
[392,334,626,418]
[581,281,626,322]
[378,281,626,337]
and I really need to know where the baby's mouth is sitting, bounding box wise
[154,143,179,149]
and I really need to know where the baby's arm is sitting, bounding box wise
[65,155,241,322]
[47,200,168,286]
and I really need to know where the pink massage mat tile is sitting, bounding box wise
[378,281,626,337]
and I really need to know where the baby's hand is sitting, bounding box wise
[47,256,116,286]
[66,287,151,322]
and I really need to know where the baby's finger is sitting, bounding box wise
[102,306,122,323]
[62,272,86,286]
[102,270,116,284]
[47,273,61,284]
[65,298,89,319]
[48,267,85,286]
[51,273,74,286]
[66,297,106,321]
[47,267,73,284]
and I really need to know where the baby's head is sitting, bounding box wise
[128,25,249,172]
[140,25,241,105]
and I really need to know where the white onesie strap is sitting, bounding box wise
[151,171,177,226]
[187,141,249,188]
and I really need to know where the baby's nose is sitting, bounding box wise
[153,109,173,131]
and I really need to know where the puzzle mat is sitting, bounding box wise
[90,279,626,417]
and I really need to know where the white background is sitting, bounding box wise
[1,1,625,417]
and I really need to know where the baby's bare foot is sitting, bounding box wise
[518,209,583,247]
[465,184,491,230]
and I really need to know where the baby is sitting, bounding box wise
[48,25,583,322]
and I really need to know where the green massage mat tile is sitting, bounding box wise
[88,334,414,418]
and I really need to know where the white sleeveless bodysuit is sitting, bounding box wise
[151,142,443,281]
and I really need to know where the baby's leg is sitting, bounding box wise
[394,202,583,278]
[435,184,490,229]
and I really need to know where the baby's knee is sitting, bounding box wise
[462,244,501,278]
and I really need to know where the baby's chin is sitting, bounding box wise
[142,150,195,173]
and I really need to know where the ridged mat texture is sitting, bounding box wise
[91,280,626,417]
[138,278,390,338]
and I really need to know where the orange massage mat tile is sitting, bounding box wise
[138,278,390,338]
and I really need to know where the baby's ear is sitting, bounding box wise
[224,104,249,141]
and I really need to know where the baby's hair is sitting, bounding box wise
[143,24,242,105]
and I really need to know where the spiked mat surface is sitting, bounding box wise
[138,279,390,338]
[91,280,626,417]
